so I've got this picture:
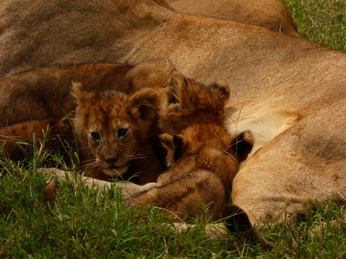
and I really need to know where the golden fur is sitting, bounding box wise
[39,167,158,197]
[72,82,161,183]
[166,0,300,37]
[0,0,345,223]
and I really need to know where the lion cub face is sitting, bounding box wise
[72,82,159,177]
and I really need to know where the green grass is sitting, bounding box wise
[282,0,346,52]
[1,167,345,258]
[1,1,346,257]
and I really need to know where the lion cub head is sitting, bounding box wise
[72,82,159,178]
[159,123,254,188]
[159,72,230,134]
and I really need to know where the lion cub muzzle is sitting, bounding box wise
[98,152,129,177]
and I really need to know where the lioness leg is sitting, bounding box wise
[39,167,157,197]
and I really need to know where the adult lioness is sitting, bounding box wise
[166,0,300,37]
[0,0,345,223]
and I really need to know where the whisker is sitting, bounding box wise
[222,150,239,164]
[133,145,154,153]
[123,153,148,162]
[81,158,99,169]
[126,148,153,161]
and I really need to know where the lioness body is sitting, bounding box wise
[0,0,345,223]
[166,0,299,37]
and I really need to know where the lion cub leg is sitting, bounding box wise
[126,169,227,220]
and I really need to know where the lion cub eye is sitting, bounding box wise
[118,128,128,138]
[90,131,101,142]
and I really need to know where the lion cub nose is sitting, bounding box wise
[105,156,118,164]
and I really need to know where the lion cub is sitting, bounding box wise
[0,82,162,184]
[127,123,254,222]
[126,123,272,246]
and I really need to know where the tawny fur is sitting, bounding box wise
[39,167,158,197]
[166,0,300,37]
[159,71,230,134]
[0,0,345,223]
[72,82,162,183]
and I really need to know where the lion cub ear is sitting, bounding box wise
[210,83,230,103]
[160,133,185,168]
[71,81,90,107]
[128,88,160,121]
[229,130,255,163]
[167,71,192,108]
